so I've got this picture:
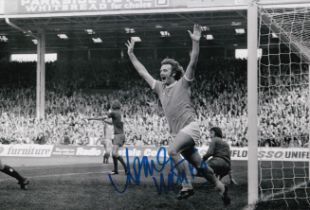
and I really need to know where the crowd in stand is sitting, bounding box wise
[0,58,309,147]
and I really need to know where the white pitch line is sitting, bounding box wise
[0,170,125,183]
[0,169,244,183]
[29,171,107,178]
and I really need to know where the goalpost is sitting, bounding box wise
[248,0,310,207]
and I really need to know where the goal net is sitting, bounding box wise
[257,4,310,208]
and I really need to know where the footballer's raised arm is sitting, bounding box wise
[87,116,107,121]
[125,40,156,88]
[184,24,201,81]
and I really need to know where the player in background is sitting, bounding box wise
[202,127,233,188]
[126,24,230,204]
[102,123,113,164]
[0,160,29,190]
[88,100,127,175]
[199,127,237,186]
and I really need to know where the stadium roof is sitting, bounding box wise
[0,10,248,53]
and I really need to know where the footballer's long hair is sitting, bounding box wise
[210,127,223,138]
[111,100,121,110]
[161,58,184,80]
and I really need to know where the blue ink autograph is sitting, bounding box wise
[108,147,208,194]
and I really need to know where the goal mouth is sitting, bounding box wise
[257,4,310,209]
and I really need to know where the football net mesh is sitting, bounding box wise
[258,5,310,207]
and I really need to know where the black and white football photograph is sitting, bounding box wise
[0,0,310,209]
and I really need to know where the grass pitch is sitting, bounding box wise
[1,160,309,210]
